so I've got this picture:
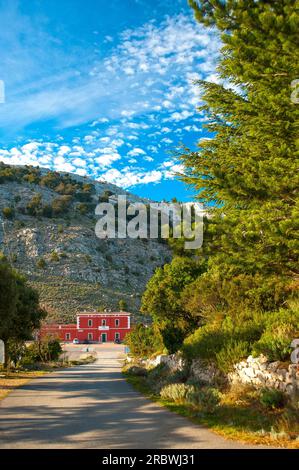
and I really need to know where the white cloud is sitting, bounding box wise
[95,153,121,167]
[167,110,194,122]
[127,147,146,157]
[72,158,87,167]
[75,168,87,176]
[101,168,162,188]
[0,11,220,131]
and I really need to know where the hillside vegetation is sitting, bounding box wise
[0,163,171,321]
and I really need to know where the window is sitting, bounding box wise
[102,319,106,326]
[115,332,120,340]
[65,333,71,341]
[115,319,120,327]
[88,333,93,341]
[88,319,93,327]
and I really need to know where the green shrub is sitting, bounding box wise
[118,299,127,311]
[125,324,164,358]
[167,368,190,384]
[160,383,195,404]
[252,306,299,361]
[182,323,226,361]
[21,337,62,366]
[50,251,60,262]
[26,193,43,216]
[259,388,286,409]
[77,202,89,215]
[126,365,148,376]
[36,258,47,269]
[216,340,250,373]
[2,207,14,219]
[253,326,295,362]
[186,387,221,413]
[7,339,26,367]
[182,304,299,368]
[51,195,72,216]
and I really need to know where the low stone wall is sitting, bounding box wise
[228,355,299,396]
[127,352,299,396]
[144,353,185,371]
[190,359,223,385]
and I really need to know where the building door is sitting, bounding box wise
[101,333,107,343]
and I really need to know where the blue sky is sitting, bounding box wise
[0,0,220,202]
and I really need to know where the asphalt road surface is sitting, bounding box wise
[0,344,266,449]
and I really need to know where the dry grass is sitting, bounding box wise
[0,370,47,401]
[124,371,299,449]
[0,356,96,401]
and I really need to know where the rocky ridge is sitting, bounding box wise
[0,164,172,322]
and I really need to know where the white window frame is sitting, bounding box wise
[115,319,120,327]
[88,319,93,327]
[102,319,107,326]
[65,333,71,341]
[115,332,120,340]
[88,333,93,341]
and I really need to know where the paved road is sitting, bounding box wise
[0,345,265,449]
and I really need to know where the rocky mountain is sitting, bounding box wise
[0,163,172,322]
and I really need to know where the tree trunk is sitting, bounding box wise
[3,339,9,370]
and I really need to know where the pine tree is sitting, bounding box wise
[181,1,299,297]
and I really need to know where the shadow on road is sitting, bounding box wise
[0,350,260,449]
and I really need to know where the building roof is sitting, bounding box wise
[78,311,131,316]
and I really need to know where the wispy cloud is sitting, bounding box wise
[0,10,220,131]
[0,3,220,196]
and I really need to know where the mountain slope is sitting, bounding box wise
[0,163,172,322]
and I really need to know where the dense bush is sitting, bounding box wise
[2,207,15,219]
[215,340,250,373]
[125,323,165,358]
[20,337,62,366]
[160,383,194,404]
[36,258,47,269]
[77,202,89,215]
[252,304,299,361]
[144,364,188,394]
[51,195,72,216]
[190,273,292,317]
[185,387,221,413]
[50,251,60,262]
[7,339,26,367]
[126,365,148,377]
[259,388,286,410]
[26,193,43,216]
[182,302,299,369]
[182,323,226,362]
[253,326,296,362]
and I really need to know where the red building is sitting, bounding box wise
[40,311,131,343]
